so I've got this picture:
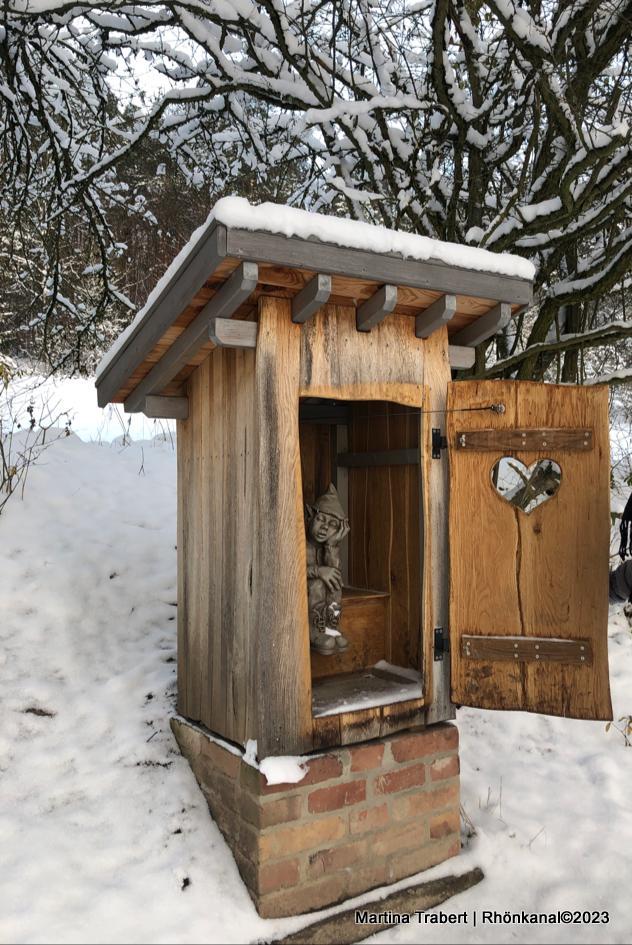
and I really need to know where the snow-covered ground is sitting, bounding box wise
[1,377,631,944]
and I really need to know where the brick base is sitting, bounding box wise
[171,718,460,918]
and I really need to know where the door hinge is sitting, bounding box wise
[432,428,448,459]
[434,626,450,661]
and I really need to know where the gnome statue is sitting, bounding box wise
[305,484,350,656]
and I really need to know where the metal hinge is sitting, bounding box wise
[434,626,450,661]
[432,428,448,459]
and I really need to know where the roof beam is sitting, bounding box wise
[450,302,512,348]
[415,294,457,339]
[356,284,398,332]
[124,261,258,412]
[96,221,227,407]
[226,228,533,306]
[448,345,476,370]
[143,395,189,420]
[209,317,257,348]
[291,273,332,324]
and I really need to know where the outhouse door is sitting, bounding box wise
[446,379,613,721]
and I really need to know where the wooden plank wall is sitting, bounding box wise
[299,422,334,506]
[347,403,422,670]
[176,298,456,756]
[299,304,426,406]
[176,344,257,745]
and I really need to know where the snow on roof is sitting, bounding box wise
[213,196,536,281]
[96,196,535,381]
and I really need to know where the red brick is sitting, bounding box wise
[430,810,460,839]
[258,815,346,860]
[201,767,238,812]
[301,754,345,786]
[257,874,347,919]
[430,755,460,781]
[349,803,389,835]
[390,724,457,763]
[203,791,237,841]
[374,763,425,795]
[391,782,459,821]
[307,839,368,877]
[387,836,458,883]
[308,779,366,814]
[258,858,301,895]
[447,836,461,857]
[200,739,242,779]
[234,821,261,864]
[372,821,426,857]
[346,862,389,898]
[350,742,385,772]
[170,718,202,765]
[242,794,303,829]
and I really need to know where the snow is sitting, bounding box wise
[212,197,536,280]
[96,196,535,385]
[174,722,309,786]
[2,375,632,944]
[589,366,632,386]
[313,665,423,718]
[259,756,308,786]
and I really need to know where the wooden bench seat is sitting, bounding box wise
[310,585,389,679]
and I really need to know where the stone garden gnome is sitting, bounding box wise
[305,484,350,656]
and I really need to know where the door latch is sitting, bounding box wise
[434,626,450,661]
[432,428,448,459]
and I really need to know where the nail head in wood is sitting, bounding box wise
[356,284,398,332]
[291,273,332,323]
[455,427,593,451]
[209,317,258,348]
[461,634,593,665]
[450,302,512,347]
[415,294,457,339]
[143,395,189,420]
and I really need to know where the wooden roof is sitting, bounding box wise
[96,218,533,411]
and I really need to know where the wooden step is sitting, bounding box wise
[310,586,389,679]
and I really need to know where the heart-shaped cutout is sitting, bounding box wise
[491,457,561,514]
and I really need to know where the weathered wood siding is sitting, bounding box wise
[176,298,455,756]
[299,422,334,506]
[299,305,426,406]
[176,344,257,745]
[448,379,612,721]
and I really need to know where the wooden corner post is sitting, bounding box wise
[253,296,313,757]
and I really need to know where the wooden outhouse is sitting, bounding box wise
[97,198,612,917]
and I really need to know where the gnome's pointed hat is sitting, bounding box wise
[313,483,346,520]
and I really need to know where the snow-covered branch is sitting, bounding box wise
[1,0,630,379]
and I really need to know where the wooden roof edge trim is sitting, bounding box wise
[96,220,227,407]
[97,221,534,408]
[124,261,258,413]
[224,226,534,307]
